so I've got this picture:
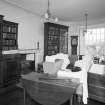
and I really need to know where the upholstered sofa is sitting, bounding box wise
[43,53,86,103]
[43,53,70,74]
[43,53,105,103]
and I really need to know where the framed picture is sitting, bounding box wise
[71,36,78,46]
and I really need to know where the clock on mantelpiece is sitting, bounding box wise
[71,36,78,55]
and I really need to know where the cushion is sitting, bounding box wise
[55,53,70,69]
[45,55,56,62]
[45,53,70,70]
[43,59,63,75]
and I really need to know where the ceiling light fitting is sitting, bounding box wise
[84,12,88,33]
[41,0,58,23]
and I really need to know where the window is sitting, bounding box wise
[85,28,105,45]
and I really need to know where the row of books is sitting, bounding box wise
[60,38,68,43]
[3,25,17,33]
[3,33,17,39]
[48,41,59,45]
[60,46,67,50]
[60,29,68,37]
[48,45,58,50]
[60,28,67,31]
[49,27,68,35]
[48,50,57,55]
[2,46,17,51]
[48,35,59,41]
[2,39,16,45]
[60,50,67,54]
[48,27,59,35]
[48,31,59,35]
[48,39,67,44]
[49,27,59,31]
[49,26,55,30]
[48,31,67,36]
[60,33,68,36]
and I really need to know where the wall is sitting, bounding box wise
[0,0,44,63]
[61,21,82,56]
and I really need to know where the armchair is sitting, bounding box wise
[43,53,70,75]
[43,59,63,75]
[43,53,87,104]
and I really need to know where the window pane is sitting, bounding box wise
[85,28,105,45]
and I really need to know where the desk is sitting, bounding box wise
[21,72,80,105]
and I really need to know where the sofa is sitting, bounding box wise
[43,53,105,103]
[43,53,70,74]
[43,53,86,103]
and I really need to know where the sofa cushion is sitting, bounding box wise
[43,59,63,75]
[55,53,70,69]
[45,53,70,70]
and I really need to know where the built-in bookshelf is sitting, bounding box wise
[0,15,21,89]
[44,22,68,58]
[2,20,18,51]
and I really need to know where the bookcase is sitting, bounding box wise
[0,15,21,89]
[2,20,18,51]
[44,22,68,58]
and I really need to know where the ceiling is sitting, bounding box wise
[3,0,105,22]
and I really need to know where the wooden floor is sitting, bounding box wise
[0,86,104,105]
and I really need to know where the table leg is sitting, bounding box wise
[70,94,73,105]
[23,87,26,105]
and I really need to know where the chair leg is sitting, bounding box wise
[23,88,26,105]
[77,94,82,104]
[69,95,73,105]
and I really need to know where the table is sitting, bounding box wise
[21,72,80,105]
